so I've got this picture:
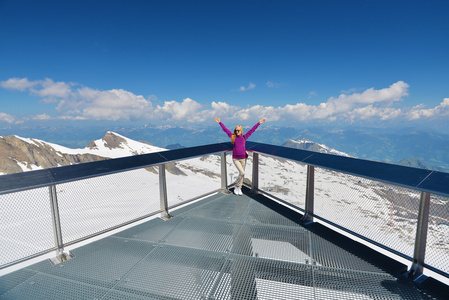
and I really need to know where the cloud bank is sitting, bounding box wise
[1,77,448,125]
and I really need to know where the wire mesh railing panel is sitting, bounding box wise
[0,187,55,267]
[425,194,449,275]
[314,167,419,259]
[56,168,160,244]
[166,155,221,206]
[258,153,307,208]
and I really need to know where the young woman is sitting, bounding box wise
[214,117,266,195]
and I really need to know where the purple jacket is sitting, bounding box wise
[219,122,260,159]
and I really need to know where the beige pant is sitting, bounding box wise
[233,158,246,188]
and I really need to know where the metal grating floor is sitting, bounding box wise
[1,187,448,299]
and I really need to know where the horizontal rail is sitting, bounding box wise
[0,142,233,195]
[246,141,449,197]
[2,141,448,198]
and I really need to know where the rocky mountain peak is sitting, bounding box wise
[0,132,183,176]
[0,135,105,174]
[87,131,128,150]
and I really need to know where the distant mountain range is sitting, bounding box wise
[282,138,351,157]
[1,124,448,172]
[281,138,446,171]
[396,158,446,172]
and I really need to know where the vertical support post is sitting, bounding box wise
[302,165,315,223]
[408,191,431,279]
[250,152,259,194]
[49,185,72,264]
[219,152,230,194]
[159,164,171,220]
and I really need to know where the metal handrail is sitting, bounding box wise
[246,141,449,197]
[2,141,448,198]
[1,141,448,280]
[0,142,233,196]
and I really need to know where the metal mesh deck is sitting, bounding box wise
[1,188,447,299]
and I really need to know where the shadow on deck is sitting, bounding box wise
[1,187,448,299]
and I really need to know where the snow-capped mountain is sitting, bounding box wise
[84,131,167,158]
[283,138,351,157]
[0,132,166,175]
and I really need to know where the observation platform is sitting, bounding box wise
[1,187,447,299]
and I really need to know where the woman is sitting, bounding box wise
[214,117,266,195]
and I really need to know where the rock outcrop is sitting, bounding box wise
[0,132,187,176]
[0,135,106,174]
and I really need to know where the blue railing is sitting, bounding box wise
[0,141,448,282]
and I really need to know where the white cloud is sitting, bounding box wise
[33,78,72,98]
[310,81,409,120]
[32,113,52,120]
[406,98,449,120]
[189,101,241,123]
[1,78,446,126]
[0,78,73,99]
[0,112,15,123]
[279,103,314,121]
[347,105,403,121]
[214,81,411,123]
[78,88,154,121]
[234,105,277,121]
[58,115,87,121]
[238,82,256,92]
[0,78,38,91]
[155,98,202,122]
[210,101,239,115]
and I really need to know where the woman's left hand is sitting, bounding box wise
[259,118,266,124]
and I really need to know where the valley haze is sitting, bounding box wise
[1,124,448,172]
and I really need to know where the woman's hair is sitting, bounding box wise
[231,125,243,144]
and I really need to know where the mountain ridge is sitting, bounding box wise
[0,130,445,175]
[0,132,165,175]
[282,138,351,157]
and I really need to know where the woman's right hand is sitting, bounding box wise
[214,117,220,123]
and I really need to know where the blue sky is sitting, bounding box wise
[1,0,449,129]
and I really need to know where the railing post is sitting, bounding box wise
[49,185,72,264]
[159,164,171,220]
[250,152,259,193]
[302,165,315,224]
[408,191,431,280]
[219,152,230,194]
